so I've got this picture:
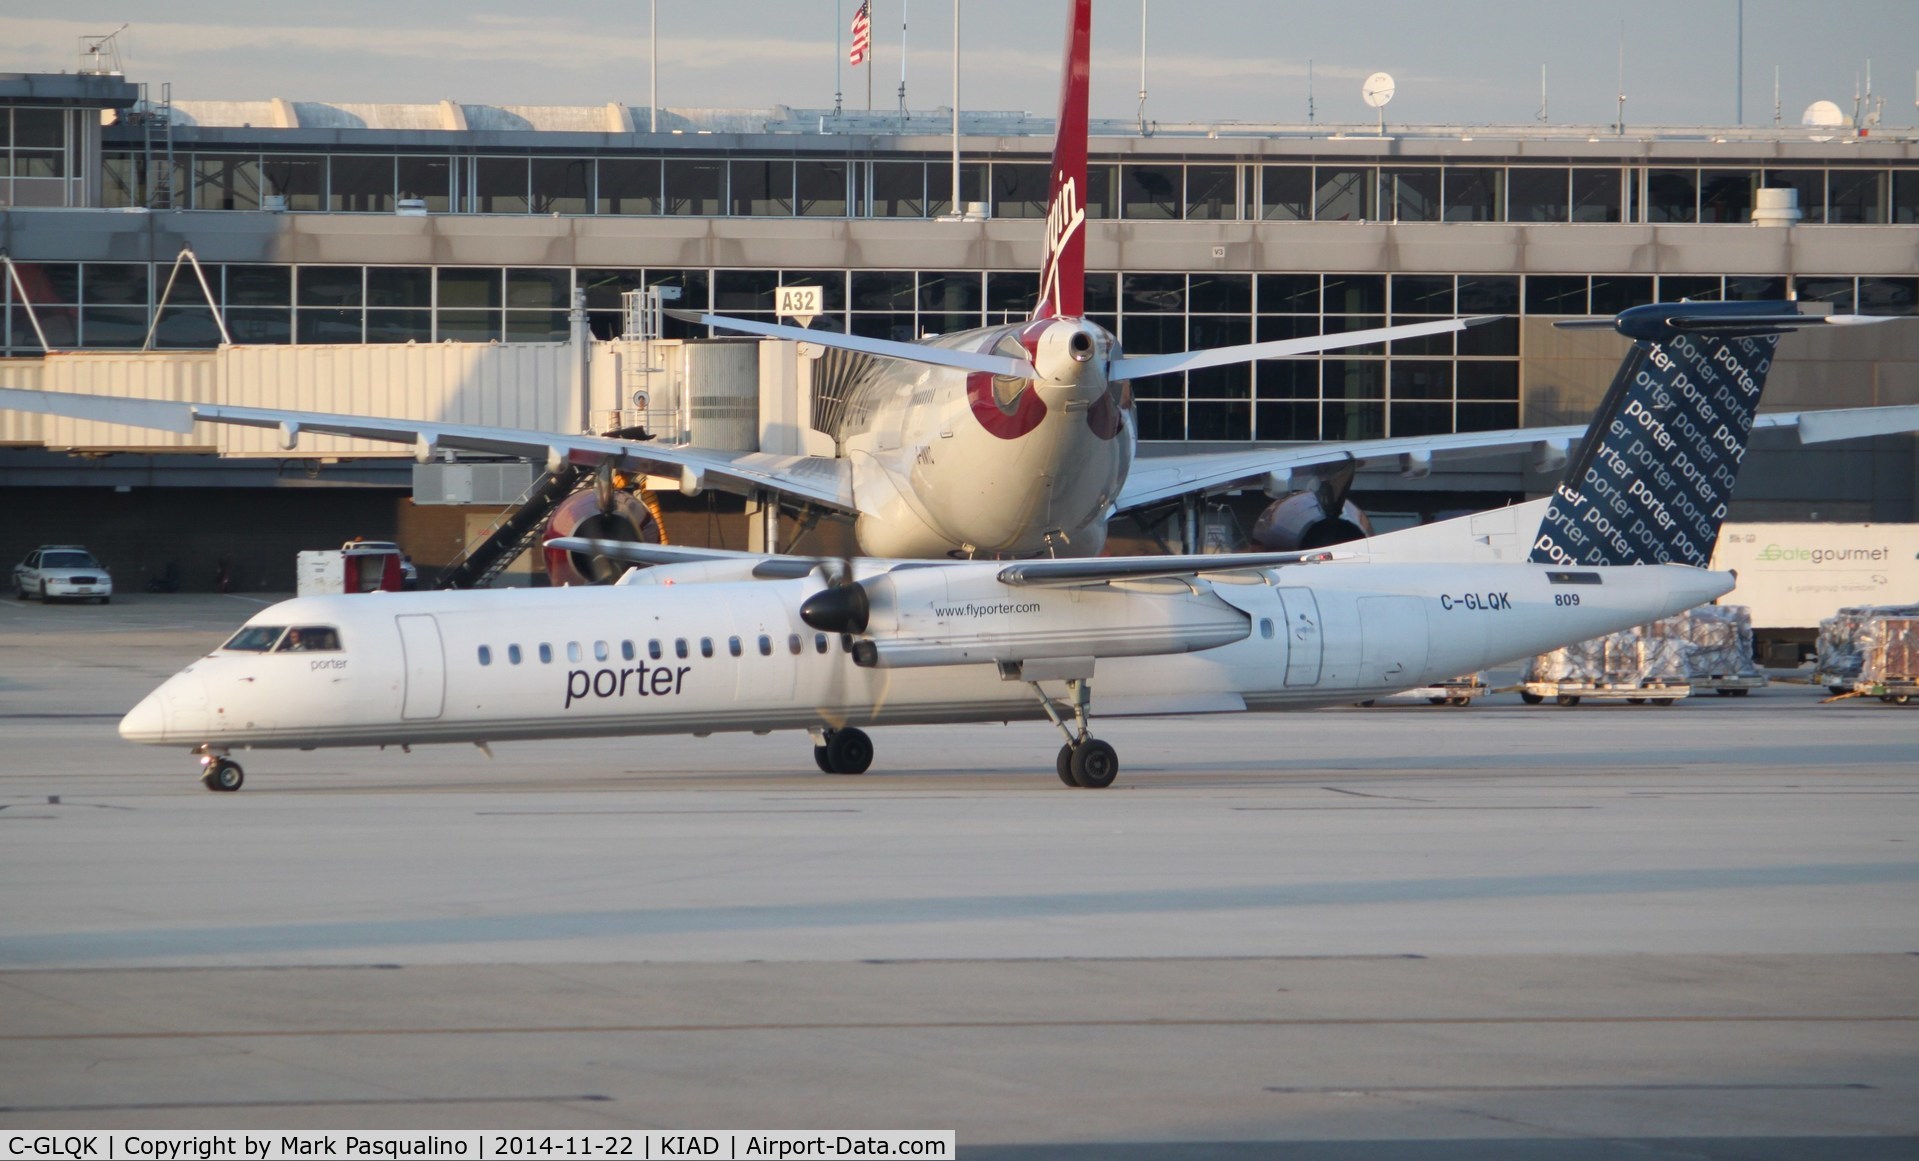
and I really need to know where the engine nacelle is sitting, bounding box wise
[541,487,663,585]
[1249,491,1374,552]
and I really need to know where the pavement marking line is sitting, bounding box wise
[1266,1083,1876,1093]
[9,1014,1918,1041]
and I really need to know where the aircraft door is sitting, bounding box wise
[1275,587,1323,686]
[395,614,446,720]
[733,590,801,705]
[1357,596,1431,688]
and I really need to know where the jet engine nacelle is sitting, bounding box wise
[541,487,663,585]
[1030,318,1100,386]
[1249,491,1375,552]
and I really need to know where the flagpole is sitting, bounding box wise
[648,0,658,133]
[951,1,960,214]
[898,0,909,123]
[867,1,874,111]
[835,0,843,115]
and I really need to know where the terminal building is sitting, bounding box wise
[1,63,1915,590]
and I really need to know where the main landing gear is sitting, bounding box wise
[812,727,874,775]
[1033,677,1119,789]
[196,746,244,792]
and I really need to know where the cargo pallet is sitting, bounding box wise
[1693,674,1767,697]
[1518,680,1691,707]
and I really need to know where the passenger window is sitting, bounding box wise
[567,642,582,663]
[758,634,773,656]
[508,644,523,665]
[841,634,853,653]
[478,645,492,666]
[222,625,286,652]
[815,633,828,654]
[275,625,342,652]
[728,636,742,657]
[700,637,714,659]
[539,643,553,664]
[788,633,803,655]
[649,639,663,661]
[621,640,635,661]
[675,638,688,659]
[1260,618,1275,640]
[594,640,609,662]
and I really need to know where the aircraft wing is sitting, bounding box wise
[1114,406,1919,514]
[0,387,857,511]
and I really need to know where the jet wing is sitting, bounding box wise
[1114,406,1919,514]
[0,388,856,511]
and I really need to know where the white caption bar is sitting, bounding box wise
[1,1134,955,1161]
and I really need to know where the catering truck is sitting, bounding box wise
[1708,524,1919,662]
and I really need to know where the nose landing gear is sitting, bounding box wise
[195,745,244,792]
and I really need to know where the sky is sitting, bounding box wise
[4,1,1918,129]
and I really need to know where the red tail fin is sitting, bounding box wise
[1034,0,1090,321]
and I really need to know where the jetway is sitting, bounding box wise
[0,333,832,485]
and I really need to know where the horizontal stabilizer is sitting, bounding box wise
[1554,301,1903,341]
[1110,317,1492,380]
[671,310,1037,378]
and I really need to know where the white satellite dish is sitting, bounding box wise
[1362,71,1397,108]
[1801,99,1845,142]
[1801,99,1845,127]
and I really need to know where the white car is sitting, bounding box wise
[14,545,113,604]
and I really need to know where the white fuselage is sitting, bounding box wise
[120,560,1732,754]
[832,322,1132,558]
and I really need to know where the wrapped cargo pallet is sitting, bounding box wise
[1816,604,1919,693]
[1662,605,1766,695]
[1857,615,1919,705]
[1521,625,1691,705]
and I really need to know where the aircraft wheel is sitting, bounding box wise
[826,727,873,775]
[813,745,835,774]
[1556,695,1581,707]
[1520,692,1544,705]
[1651,698,1677,707]
[1892,694,1912,706]
[1056,743,1079,787]
[1069,739,1119,790]
[1450,697,1472,707]
[203,759,244,792]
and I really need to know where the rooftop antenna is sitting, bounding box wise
[834,0,843,116]
[897,0,909,124]
[1537,64,1548,122]
[1615,21,1626,135]
[1137,0,1148,135]
[1735,0,1743,125]
[79,24,128,75]
[1307,59,1315,125]
[1773,64,1781,127]
[648,0,658,133]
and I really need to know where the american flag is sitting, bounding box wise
[849,1,872,67]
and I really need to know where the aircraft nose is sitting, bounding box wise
[119,689,168,743]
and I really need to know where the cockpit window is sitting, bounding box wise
[42,551,99,569]
[274,625,343,652]
[222,626,286,652]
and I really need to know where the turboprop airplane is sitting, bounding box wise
[117,298,1891,792]
[13,0,1904,570]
